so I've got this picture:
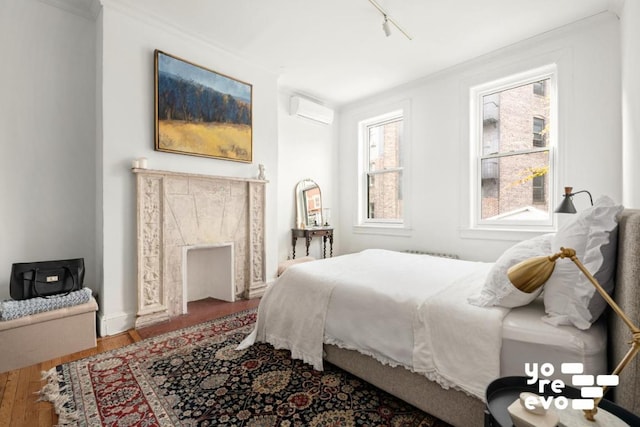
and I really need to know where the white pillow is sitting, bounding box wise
[468,233,554,308]
[543,195,623,329]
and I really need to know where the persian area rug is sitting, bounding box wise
[40,309,450,426]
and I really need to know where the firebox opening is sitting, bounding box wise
[182,244,235,314]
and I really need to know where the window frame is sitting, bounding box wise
[469,64,558,231]
[356,103,410,233]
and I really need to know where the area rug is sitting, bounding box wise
[40,309,450,426]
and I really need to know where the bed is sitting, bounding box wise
[240,208,640,427]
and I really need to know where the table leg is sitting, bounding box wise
[322,236,327,258]
[329,234,333,257]
[292,235,297,259]
[305,236,311,256]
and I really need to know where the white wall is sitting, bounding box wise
[0,0,97,299]
[338,13,622,262]
[620,0,640,208]
[97,2,279,335]
[277,91,337,261]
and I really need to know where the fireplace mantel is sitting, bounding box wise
[133,168,267,328]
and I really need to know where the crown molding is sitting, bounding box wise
[37,0,101,20]
[98,0,278,77]
[607,0,625,17]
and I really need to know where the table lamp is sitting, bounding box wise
[507,247,640,421]
[555,186,593,213]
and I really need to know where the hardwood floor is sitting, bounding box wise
[0,298,260,427]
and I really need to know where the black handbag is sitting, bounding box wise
[9,258,85,300]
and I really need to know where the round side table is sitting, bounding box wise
[484,376,640,427]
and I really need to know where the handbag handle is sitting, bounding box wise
[29,266,77,298]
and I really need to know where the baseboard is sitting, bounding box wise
[97,310,136,337]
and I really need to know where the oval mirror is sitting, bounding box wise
[295,179,323,228]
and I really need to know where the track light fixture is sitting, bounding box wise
[367,0,413,40]
[382,15,392,37]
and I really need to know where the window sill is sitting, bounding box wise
[353,224,412,237]
[459,226,556,241]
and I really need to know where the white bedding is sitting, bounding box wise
[500,297,607,382]
[239,249,507,399]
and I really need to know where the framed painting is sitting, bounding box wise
[154,50,253,162]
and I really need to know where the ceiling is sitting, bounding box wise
[105,0,616,106]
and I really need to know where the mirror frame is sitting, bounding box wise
[295,179,323,228]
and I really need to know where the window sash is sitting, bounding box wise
[366,118,403,172]
[365,166,404,222]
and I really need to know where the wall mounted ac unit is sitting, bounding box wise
[290,96,334,125]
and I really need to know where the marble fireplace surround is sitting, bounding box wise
[133,168,267,328]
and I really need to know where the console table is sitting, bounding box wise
[291,227,333,259]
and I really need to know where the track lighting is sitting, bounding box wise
[367,0,413,40]
[382,15,391,37]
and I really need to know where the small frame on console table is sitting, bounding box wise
[291,227,333,259]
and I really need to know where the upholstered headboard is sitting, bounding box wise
[610,209,640,414]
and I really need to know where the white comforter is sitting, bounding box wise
[238,249,508,399]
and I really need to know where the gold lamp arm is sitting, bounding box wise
[560,248,640,421]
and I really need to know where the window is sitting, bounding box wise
[358,109,405,227]
[533,117,545,147]
[470,65,556,229]
[532,175,545,203]
[533,80,546,96]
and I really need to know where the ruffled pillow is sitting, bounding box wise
[469,233,554,308]
[543,196,623,329]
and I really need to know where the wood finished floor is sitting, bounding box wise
[0,298,260,427]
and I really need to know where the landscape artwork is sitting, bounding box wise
[154,50,252,162]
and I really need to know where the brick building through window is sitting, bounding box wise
[480,78,551,220]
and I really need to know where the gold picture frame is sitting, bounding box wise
[154,50,253,162]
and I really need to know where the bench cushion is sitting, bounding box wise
[0,297,98,372]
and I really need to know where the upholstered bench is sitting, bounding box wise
[277,256,315,276]
[0,297,98,373]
